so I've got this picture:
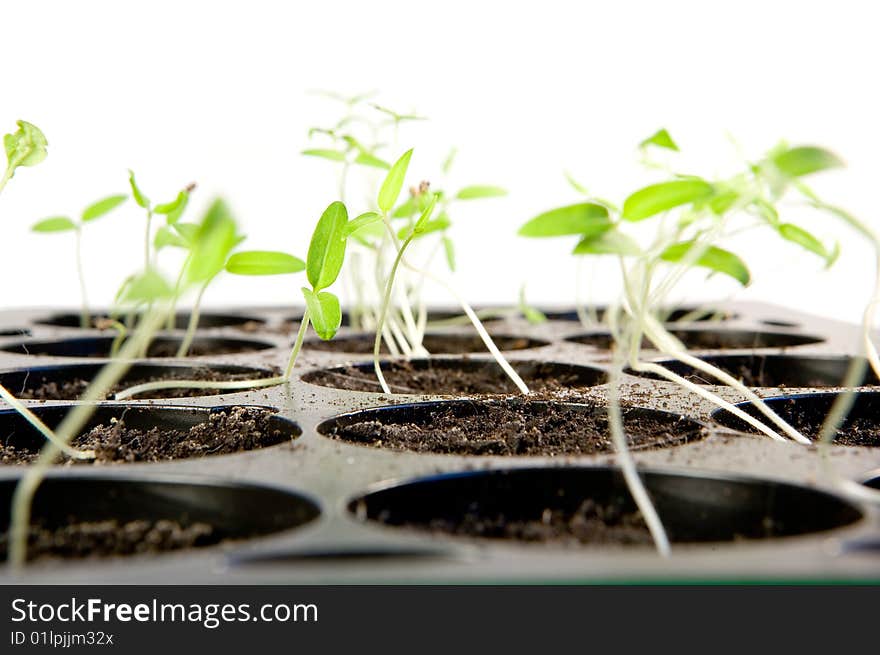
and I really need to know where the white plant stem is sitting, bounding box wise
[9,307,169,569]
[641,316,811,445]
[607,356,671,556]
[0,385,95,460]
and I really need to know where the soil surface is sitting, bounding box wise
[735,402,880,447]
[0,407,290,465]
[141,340,266,358]
[14,367,281,401]
[416,499,652,546]
[325,400,702,456]
[304,360,601,395]
[305,334,543,354]
[0,519,216,562]
[571,330,817,351]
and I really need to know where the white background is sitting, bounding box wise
[0,0,877,321]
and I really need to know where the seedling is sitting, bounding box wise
[521,130,879,553]
[0,120,95,461]
[1,120,47,194]
[9,196,252,567]
[31,194,128,327]
[113,200,349,399]
[303,95,530,393]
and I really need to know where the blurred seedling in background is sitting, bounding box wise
[303,93,538,372]
[520,129,878,554]
[0,120,92,461]
[2,120,47,193]
[31,194,127,328]
[9,195,256,567]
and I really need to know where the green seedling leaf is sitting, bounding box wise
[371,104,426,123]
[564,171,590,196]
[122,269,174,303]
[226,250,305,275]
[622,179,714,221]
[413,193,439,233]
[709,190,739,216]
[302,287,342,340]
[518,203,611,238]
[442,235,456,271]
[639,128,679,151]
[772,146,843,178]
[573,229,640,256]
[343,211,382,237]
[302,148,347,162]
[154,225,189,250]
[442,147,457,174]
[778,223,836,265]
[354,152,390,169]
[349,220,385,247]
[173,222,199,245]
[4,120,48,173]
[399,214,448,240]
[456,185,507,200]
[127,170,150,209]
[81,194,127,222]
[32,216,77,233]
[660,241,751,286]
[378,149,413,213]
[187,198,239,283]
[752,198,779,225]
[392,197,417,218]
[154,190,190,224]
[307,200,348,291]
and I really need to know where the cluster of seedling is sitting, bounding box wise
[519,128,880,551]
[2,105,879,566]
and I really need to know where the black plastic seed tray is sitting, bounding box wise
[0,301,878,583]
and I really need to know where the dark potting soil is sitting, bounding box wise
[305,334,540,354]
[305,360,598,395]
[15,367,281,401]
[676,363,827,388]
[418,499,652,546]
[326,400,702,456]
[0,407,290,465]
[736,402,880,447]
[142,340,259,357]
[0,519,216,562]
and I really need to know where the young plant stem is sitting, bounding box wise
[373,232,416,394]
[74,227,90,328]
[176,279,209,357]
[144,208,153,270]
[574,256,591,326]
[0,170,12,195]
[8,307,169,569]
[167,254,191,331]
[607,352,671,556]
[400,257,531,395]
[0,385,95,460]
[113,311,312,400]
[640,315,811,444]
[284,309,310,379]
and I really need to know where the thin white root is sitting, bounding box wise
[631,361,787,442]
[114,375,286,400]
[608,360,671,557]
[643,318,811,445]
[0,385,95,460]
